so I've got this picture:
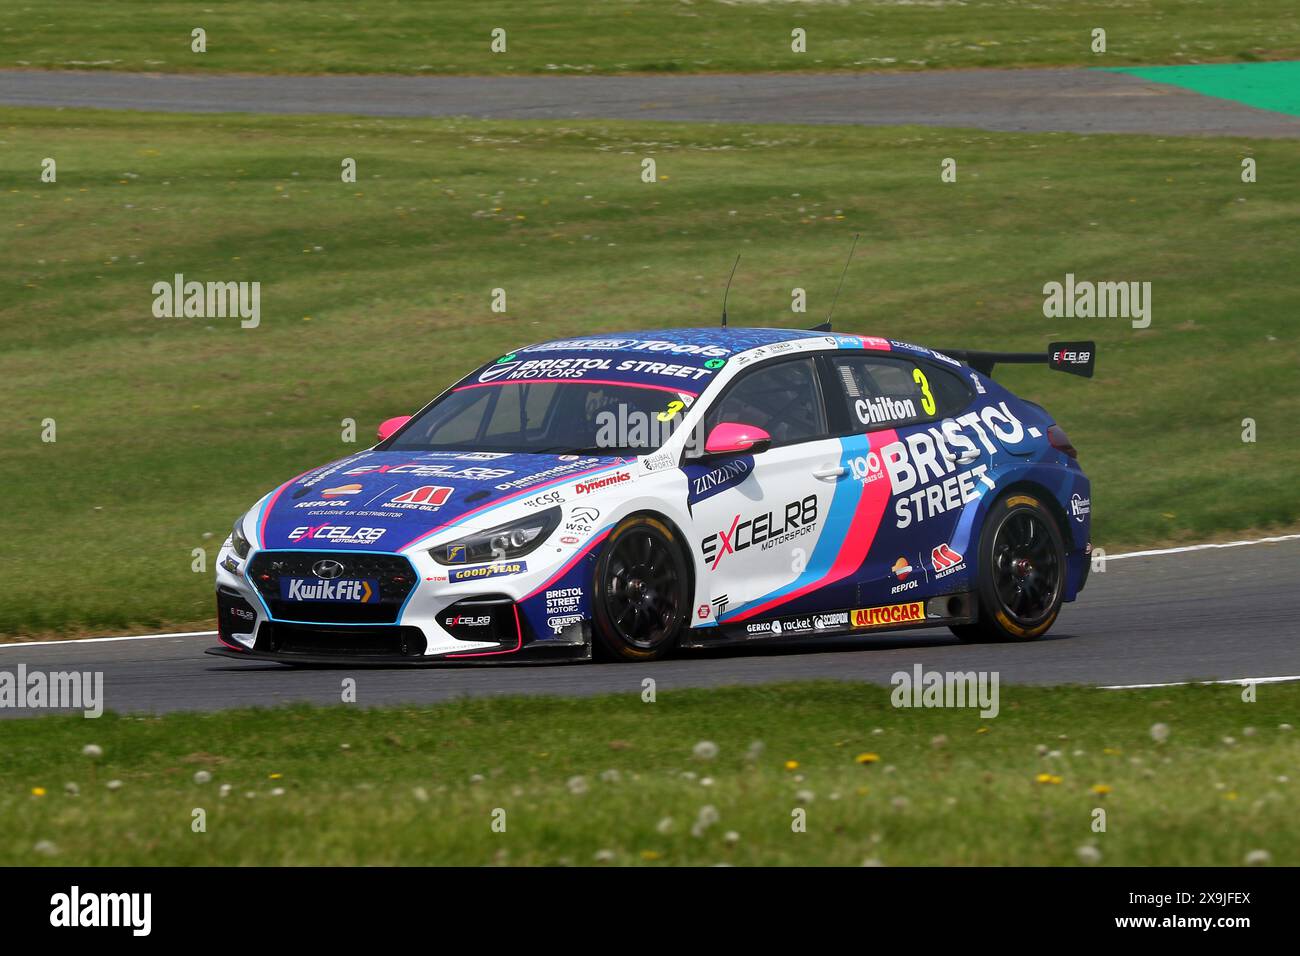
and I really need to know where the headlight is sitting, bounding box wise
[431,507,561,566]
[230,516,253,559]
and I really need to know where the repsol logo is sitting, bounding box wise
[700,496,817,569]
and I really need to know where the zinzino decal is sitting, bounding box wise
[701,496,818,569]
[685,455,753,507]
[883,402,1025,528]
[853,602,925,628]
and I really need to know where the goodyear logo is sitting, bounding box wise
[852,602,925,629]
[449,562,526,583]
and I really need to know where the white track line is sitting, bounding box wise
[1102,675,1300,690]
[2,535,1297,648]
[0,630,216,650]
[1107,533,1300,561]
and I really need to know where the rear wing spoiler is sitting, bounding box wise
[939,341,1095,379]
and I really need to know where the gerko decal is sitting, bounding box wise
[852,602,925,629]
[683,455,754,510]
[449,562,526,583]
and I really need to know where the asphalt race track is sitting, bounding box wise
[3,67,1300,137]
[3,67,1297,715]
[2,538,1296,716]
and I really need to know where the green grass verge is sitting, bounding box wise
[3,0,1299,75]
[2,108,1298,638]
[2,682,1295,865]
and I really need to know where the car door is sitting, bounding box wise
[822,351,978,607]
[684,355,849,627]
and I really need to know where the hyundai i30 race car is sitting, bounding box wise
[209,328,1094,664]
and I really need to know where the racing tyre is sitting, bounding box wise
[592,515,689,661]
[950,492,1065,643]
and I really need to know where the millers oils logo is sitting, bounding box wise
[931,543,966,578]
[852,602,925,629]
[389,485,453,511]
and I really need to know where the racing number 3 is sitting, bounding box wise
[913,368,937,416]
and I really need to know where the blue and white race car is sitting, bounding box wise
[209,328,1094,664]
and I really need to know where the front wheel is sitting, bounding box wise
[950,493,1065,643]
[592,516,689,661]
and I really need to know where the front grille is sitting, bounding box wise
[246,551,417,624]
[255,622,427,658]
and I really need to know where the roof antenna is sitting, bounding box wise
[721,254,740,328]
[811,232,859,332]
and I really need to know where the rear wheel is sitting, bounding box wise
[592,516,689,661]
[950,493,1065,643]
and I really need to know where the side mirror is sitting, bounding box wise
[377,415,412,441]
[704,422,772,456]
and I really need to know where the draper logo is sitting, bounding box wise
[50,886,151,936]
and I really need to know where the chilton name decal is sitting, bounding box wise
[852,602,925,629]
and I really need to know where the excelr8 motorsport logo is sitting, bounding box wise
[701,496,818,569]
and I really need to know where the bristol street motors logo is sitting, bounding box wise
[389,485,453,512]
[931,543,966,579]
[852,602,925,629]
[890,556,919,594]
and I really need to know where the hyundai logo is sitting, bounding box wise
[312,559,345,579]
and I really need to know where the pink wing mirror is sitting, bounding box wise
[376,415,412,442]
[704,422,772,456]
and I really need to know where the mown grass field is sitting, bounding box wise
[1,682,1295,866]
[3,0,1298,75]
[1,108,1297,638]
